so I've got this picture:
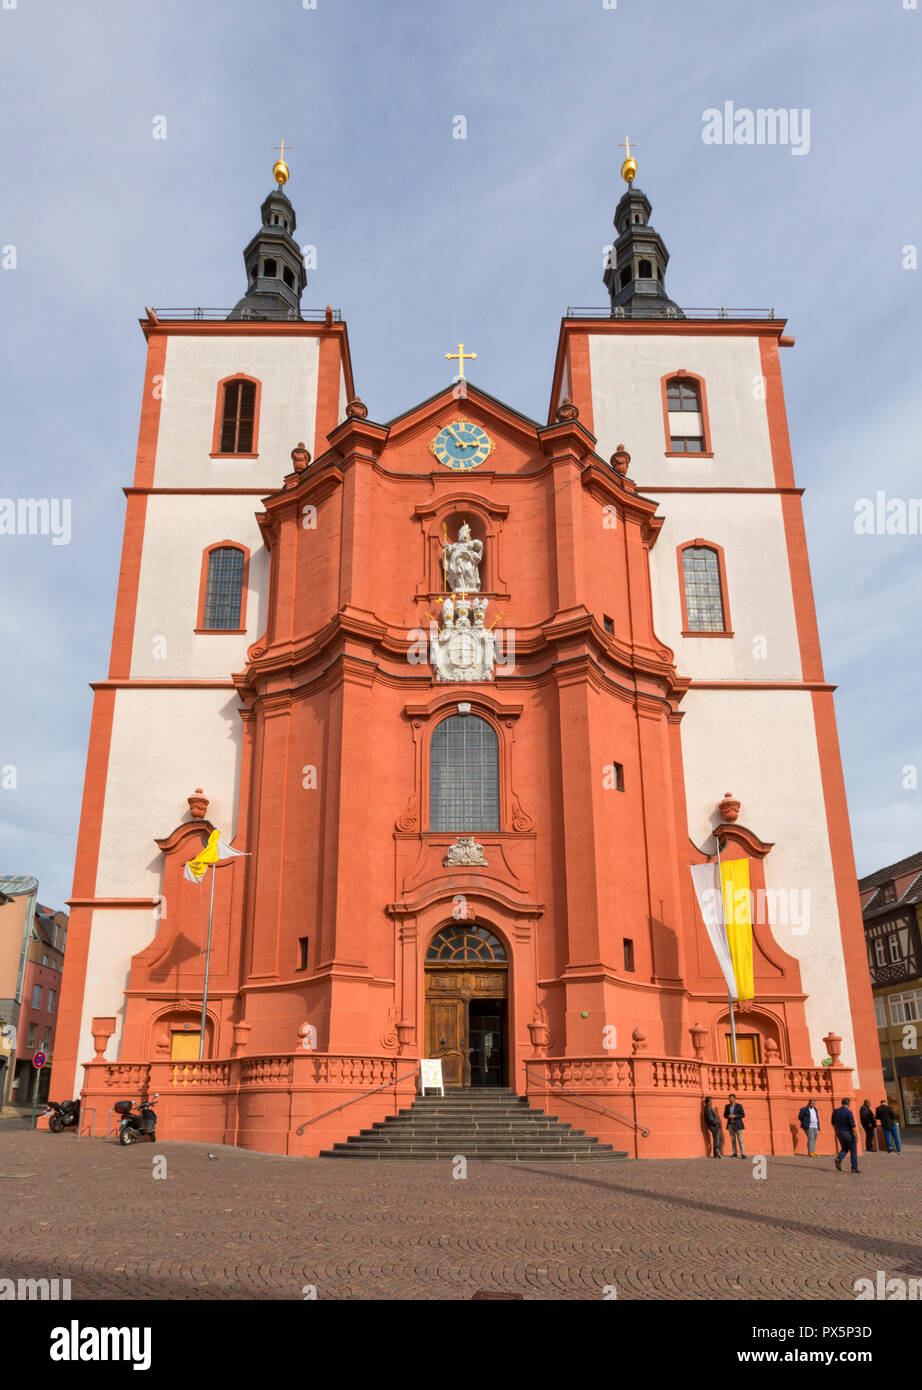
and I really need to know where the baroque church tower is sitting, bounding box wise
[54,151,881,1157]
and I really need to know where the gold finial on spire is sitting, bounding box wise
[618,135,637,186]
[272,138,292,188]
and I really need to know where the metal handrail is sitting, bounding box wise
[565,305,775,320]
[149,307,341,322]
[295,1067,419,1134]
[524,1064,651,1137]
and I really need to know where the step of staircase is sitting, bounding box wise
[319,1088,629,1161]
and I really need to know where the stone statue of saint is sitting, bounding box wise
[442,522,483,594]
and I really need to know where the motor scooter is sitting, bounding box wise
[114,1094,159,1145]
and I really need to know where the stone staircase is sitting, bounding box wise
[320,1087,630,1161]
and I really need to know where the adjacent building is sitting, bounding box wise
[860,850,922,1126]
[0,876,39,1107]
[10,905,68,1105]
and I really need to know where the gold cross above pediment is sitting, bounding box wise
[446,343,477,378]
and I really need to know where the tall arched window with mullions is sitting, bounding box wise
[198,543,248,632]
[429,714,499,831]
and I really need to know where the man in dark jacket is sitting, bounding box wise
[704,1096,723,1157]
[724,1094,746,1158]
[797,1098,821,1156]
[859,1100,877,1152]
[875,1100,902,1154]
[832,1098,860,1172]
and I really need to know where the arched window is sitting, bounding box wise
[663,373,711,454]
[429,714,499,831]
[427,925,507,963]
[198,544,247,631]
[679,543,730,634]
[213,376,260,456]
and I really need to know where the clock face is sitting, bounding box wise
[429,420,494,471]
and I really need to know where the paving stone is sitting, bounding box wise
[0,1129,918,1300]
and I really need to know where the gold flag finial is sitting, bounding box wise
[273,138,292,188]
[618,135,637,186]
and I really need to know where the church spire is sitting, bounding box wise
[228,146,307,321]
[602,147,683,320]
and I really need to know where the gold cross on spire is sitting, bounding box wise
[446,343,477,378]
[273,139,293,188]
[619,135,638,186]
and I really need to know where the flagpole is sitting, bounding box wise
[714,831,738,1064]
[199,860,217,1061]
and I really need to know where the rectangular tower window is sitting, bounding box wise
[623,938,635,972]
[608,761,625,792]
[603,615,614,634]
[297,937,309,971]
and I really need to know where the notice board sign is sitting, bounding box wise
[419,1058,445,1096]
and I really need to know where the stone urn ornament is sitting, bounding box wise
[610,444,631,476]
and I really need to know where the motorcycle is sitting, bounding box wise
[46,1099,80,1133]
[114,1094,159,1146]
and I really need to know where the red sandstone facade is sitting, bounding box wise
[53,177,882,1158]
[60,365,878,1157]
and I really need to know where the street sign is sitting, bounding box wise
[32,1050,46,1069]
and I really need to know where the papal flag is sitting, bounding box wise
[183,828,247,883]
[689,858,755,1001]
[718,857,755,1000]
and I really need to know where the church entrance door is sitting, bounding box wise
[424,967,508,1088]
[424,924,510,1088]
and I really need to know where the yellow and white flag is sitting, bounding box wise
[719,857,754,1001]
[689,857,755,1000]
[183,828,247,883]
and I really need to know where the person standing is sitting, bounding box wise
[831,1097,860,1173]
[875,1099,902,1155]
[859,1100,877,1152]
[704,1096,723,1157]
[724,1094,746,1158]
[797,1098,821,1155]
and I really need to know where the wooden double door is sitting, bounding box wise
[425,967,508,1087]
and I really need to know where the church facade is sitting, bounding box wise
[53,159,882,1156]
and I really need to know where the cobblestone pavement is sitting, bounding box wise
[1,1125,919,1300]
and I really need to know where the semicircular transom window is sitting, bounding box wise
[426,926,507,964]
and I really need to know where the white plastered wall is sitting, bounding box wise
[131,495,268,679]
[95,688,244,897]
[154,334,320,488]
[589,330,856,1069]
[68,687,245,1092]
[681,689,856,1069]
[73,908,163,1097]
[338,365,349,439]
[588,333,774,488]
[648,493,802,681]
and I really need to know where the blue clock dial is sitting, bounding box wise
[429,420,494,471]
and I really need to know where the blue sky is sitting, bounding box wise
[1,0,919,907]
